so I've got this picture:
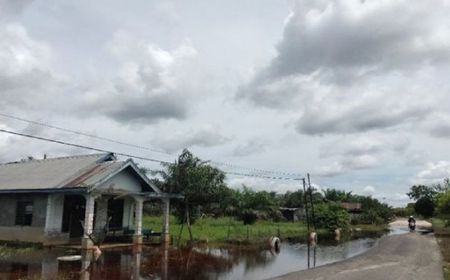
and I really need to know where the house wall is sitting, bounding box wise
[96,168,143,193]
[44,194,69,245]
[94,197,109,230]
[0,194,48,243]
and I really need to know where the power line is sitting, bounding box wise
[0,112,303,178]
[0,128,170,164]
[0,128,302,181]
[0,112,168,155]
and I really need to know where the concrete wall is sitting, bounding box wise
[0,194,47,227]
[0,194,48,242]
[0,226,47,243]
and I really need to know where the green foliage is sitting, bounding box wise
[234,186,279,224]
[393,206,415,217]
[153,149,228,224]
[407,185,438,200]
[280,190,305,208]
[323,189,353,202]
[437,190,450,215]
[415,196,435,218]
[313,202,350,231]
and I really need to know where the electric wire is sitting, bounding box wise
[0,128,303,181]
[0,112,303,178]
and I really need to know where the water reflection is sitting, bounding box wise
[0,235,384,280]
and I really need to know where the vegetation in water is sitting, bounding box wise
[0,244,38,260]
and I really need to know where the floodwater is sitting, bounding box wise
[0,229,403,280]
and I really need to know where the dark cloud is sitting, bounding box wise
[81,30,197,124]
[296,96,429,135]
[99,93,187,124]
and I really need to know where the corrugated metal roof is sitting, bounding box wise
[0,153,116,190]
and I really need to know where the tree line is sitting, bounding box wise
[146,149,394,234]
[406,179,450,222]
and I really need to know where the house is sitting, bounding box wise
[0,153,179,248]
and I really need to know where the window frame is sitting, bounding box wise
[15,200,34,226]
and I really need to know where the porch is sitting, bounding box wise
[44,192,182,249]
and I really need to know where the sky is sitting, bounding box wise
[1,0,450,206]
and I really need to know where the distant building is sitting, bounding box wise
[279,207,305,222]
[0,153,178,248]
[340,202,362,213]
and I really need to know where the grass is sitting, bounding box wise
[0,243,39,260]
[143,215,388,245]
[432,217,450,280]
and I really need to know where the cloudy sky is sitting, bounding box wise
[1,0,450,206]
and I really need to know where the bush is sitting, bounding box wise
[437,191,450,215]
[415,196,435,218]
[313,203,350,231]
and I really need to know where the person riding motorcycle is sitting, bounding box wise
[408,216,416,231]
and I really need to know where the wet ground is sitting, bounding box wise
[0,228,399,280]
[274,220,442,280]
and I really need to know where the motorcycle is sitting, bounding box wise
[408,220,416,231]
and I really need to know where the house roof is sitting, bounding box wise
[0,153,160,193]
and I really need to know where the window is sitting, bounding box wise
[15,201,33,226]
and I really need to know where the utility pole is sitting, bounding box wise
[307,173,316,231]
[302,178,310,233]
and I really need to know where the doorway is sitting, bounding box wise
[107,198,124,229]
[61,195,86,238]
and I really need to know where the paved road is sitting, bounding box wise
[273,224,443,280]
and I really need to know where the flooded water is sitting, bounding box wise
[0,229,404,280]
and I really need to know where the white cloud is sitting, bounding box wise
[412,161,450,185]
[362,185,376,195]
[151,126,230,154]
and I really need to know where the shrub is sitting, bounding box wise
[313,202,350,231]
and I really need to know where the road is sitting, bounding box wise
[272,220,443,280]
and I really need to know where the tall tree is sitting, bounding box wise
[153,149,228,240]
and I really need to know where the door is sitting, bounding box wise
[107,198,124,229]
[62,195,86,238]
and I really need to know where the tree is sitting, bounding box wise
[154,149,228,240]
[323,189,353,202]
[407,185,437,200]
[436,190,450,215]
[414,196,435,218]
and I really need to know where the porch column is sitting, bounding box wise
[82,194,96,249]
[133,196,144,244]
[162,197,170,245]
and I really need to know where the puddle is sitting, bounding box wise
[0,234,386,280]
